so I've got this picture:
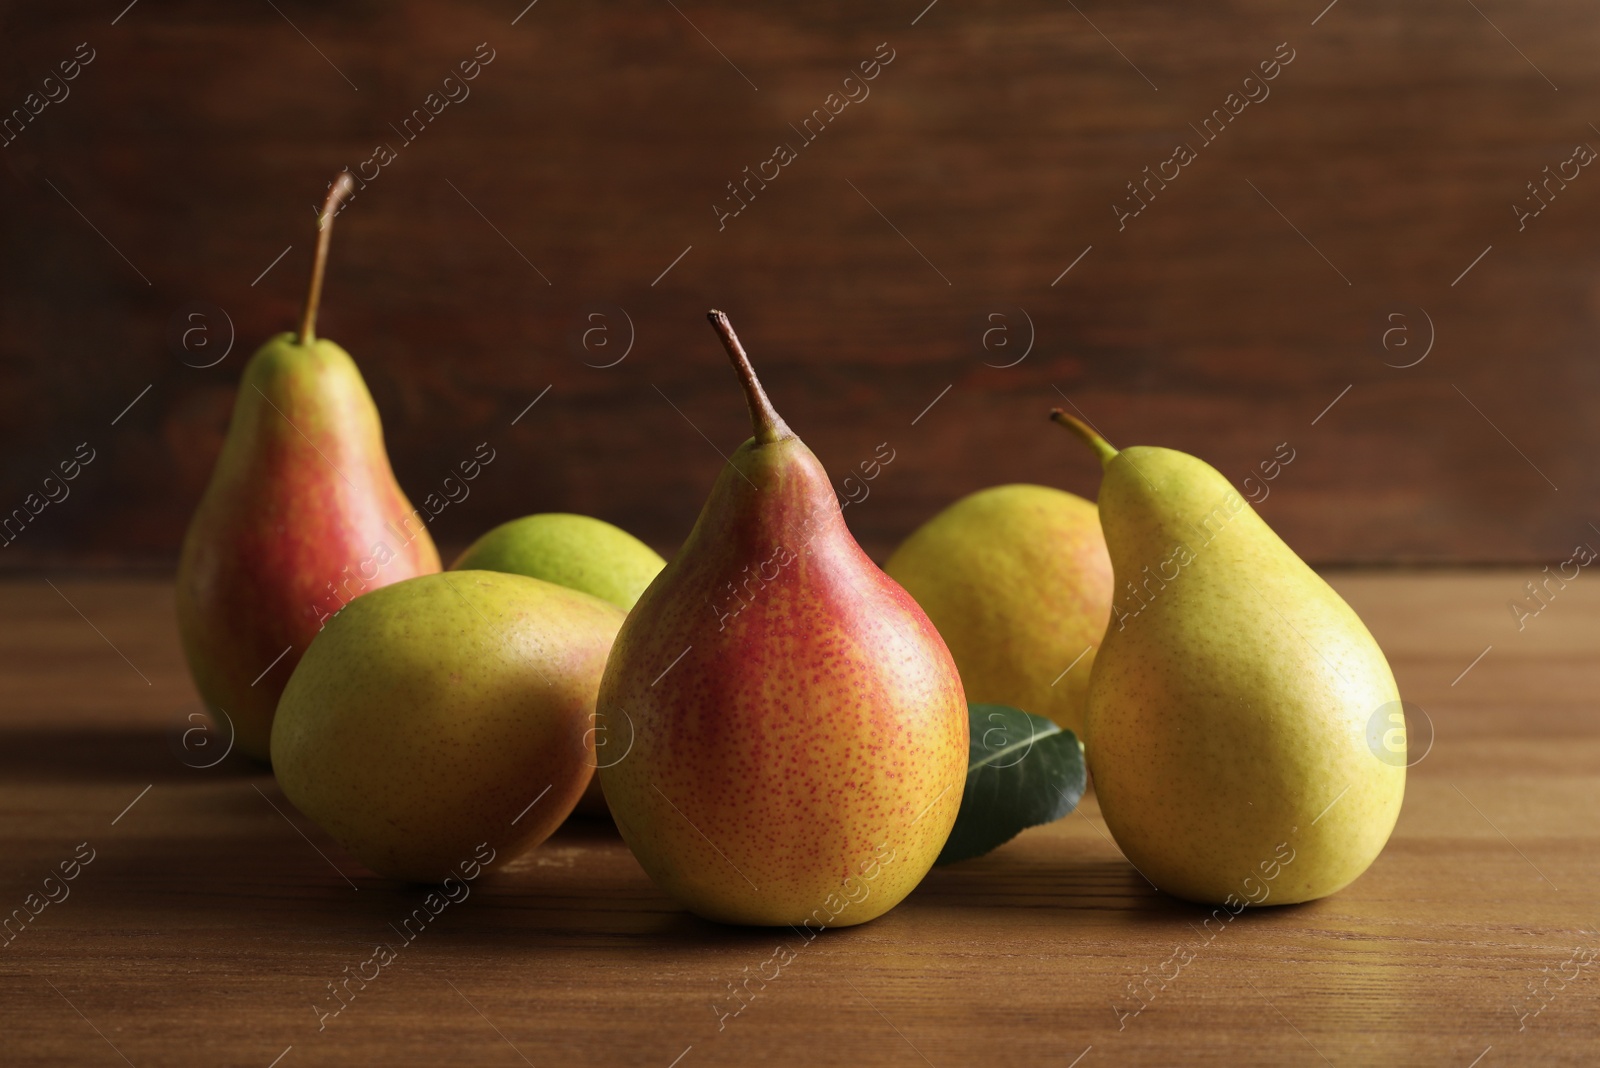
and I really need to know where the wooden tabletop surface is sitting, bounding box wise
[1,572,1595,1067]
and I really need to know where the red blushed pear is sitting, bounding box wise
[176,173,439,763]
[597,311,968,927]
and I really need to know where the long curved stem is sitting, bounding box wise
[707,310,793,445]
[1050,409,1119,467]
[299,172,357,345]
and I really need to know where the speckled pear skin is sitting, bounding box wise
[1081,436,1404,907]
[885,484,1112,734]
[598,315,967,928]
[177,335,441,763]
[270,570,623,882]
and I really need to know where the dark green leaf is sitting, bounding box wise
[935,704,1086,865]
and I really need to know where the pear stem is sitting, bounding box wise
[299,172,357,345]
[1051,409,1119,467]
[707,310,793,445]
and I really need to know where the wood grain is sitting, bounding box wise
[1,1,1598,567]
[0,572,1595,1066]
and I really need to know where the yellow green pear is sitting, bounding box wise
[885,485,1112,734]
[451,513,665,611]
[270,570,623,881]
[1052,411,1404,906]
[450,513,666,818]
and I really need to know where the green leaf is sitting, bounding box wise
[935,704,1086,866]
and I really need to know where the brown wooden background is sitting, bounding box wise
[3,0,1597,568]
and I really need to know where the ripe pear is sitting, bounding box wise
[270,570,624,881]
[1052,411,1403,906]
[452,514,666,817]
[451,513,665,611]
[885,485,1112,734]
[176,174,439,762]
[596,312,968,927]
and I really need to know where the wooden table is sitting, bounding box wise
[1,574,1595,1066]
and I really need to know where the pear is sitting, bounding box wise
[453,513,666,817]
[176,173,439,762]
[885,485,1112,734]
[270,570,623,881]
[451,513,665,611]
[1052,411,1403,906]
[596,312,968,927]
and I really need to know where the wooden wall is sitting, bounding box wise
[3,0,1598,567]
